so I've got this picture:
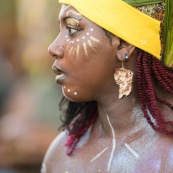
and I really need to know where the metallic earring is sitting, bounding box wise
[114,55,133,99]
[125,54,128,62]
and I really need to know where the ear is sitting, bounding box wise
[115,39,136,61]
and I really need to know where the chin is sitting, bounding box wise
[62,89,92,103]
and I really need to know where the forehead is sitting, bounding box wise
[59,5,81,20]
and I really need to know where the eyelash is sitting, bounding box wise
[66,26,79,36]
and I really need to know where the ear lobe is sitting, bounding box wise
[116,40,136,61]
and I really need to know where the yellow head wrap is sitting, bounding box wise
[59,0,172,66]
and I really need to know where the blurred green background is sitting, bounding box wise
[0,0,63,172]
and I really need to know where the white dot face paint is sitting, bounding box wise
[64,16,100,59]
[62,87,75,102]
[67,31,100,59]
[56,7,110,103]
[62,86,79,101]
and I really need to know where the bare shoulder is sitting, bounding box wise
[41,131,68,173]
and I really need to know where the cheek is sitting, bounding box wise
[65,28,101,60]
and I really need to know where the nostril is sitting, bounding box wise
[56,47,64,58]
[48,44,64,59]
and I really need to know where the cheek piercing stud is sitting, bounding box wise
[67,89,71,92]
[74,92,77,95]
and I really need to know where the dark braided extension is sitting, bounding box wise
[59,98,98,156]
[59,51,173,156]
[137,51,173,134]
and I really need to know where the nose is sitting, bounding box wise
[48,40,64,59]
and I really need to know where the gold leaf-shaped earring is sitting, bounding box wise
[114,54,133,99]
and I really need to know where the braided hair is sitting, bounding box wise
[59,50,173,156]
[137,51,173,134]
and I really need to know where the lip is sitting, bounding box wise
[55,73,65,83]
[52,65,66,84]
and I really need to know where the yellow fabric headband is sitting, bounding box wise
[59,0,161,59]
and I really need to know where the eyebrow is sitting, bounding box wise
[66,9,81,16]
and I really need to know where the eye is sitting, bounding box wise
[67,26,78,36]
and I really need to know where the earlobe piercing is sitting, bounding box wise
[114,54,133,98]
[125,54,129,62]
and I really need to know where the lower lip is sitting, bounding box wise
[55,74,65,84]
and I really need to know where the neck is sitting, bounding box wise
[95,94,152,141]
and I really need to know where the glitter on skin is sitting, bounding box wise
[83,42,88,58]
[76,45,80,58]
[90,147,108,163]
[107,114,116,172]
[88,40,93,47]
[73,48,77,58]
[88,40,97,52]
[90,36,100,43]
[124,143,140,159]
[69,46,74,54]
[66,18,80,26]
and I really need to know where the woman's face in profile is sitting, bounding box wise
[49,5,118,102]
